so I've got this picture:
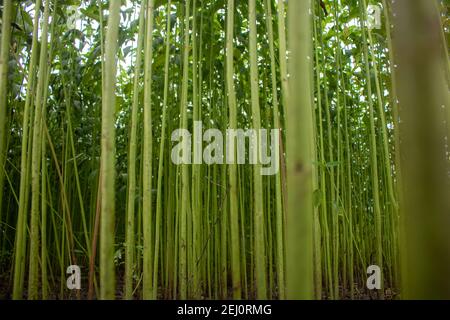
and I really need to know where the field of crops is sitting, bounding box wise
[0,0,449,300]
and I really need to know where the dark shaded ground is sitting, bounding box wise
[335,286,398,300]
[0,267,398,300]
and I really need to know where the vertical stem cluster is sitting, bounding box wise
[3,0,448,301]
[13,0,43,299]
[248,0,267,300]
[28,0,51,300]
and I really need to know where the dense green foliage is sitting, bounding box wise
[0,0,448,300]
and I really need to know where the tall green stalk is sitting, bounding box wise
[154,0,172,300]
[0,0,13,230]
[142,0,155,300]
[226,0,242,300]
[190,0,201,298]
[392,0,450,299]
[263,0,285,299]
[179,0,190,300]
[276,0,288,120]
[100,0,121,300]
[286,0,314,300]
[125,0,146,300]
